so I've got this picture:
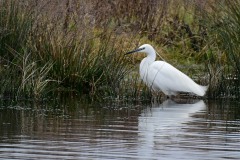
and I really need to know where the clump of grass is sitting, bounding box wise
[29,21,131,95]
[203,0,240,98]
[0,0,133,100]
[0,0,35,99]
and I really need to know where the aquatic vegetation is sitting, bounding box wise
[0,0,239,101]
[202,0,240,98]
[0,0,132,99]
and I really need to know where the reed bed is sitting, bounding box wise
[0,0,239,101]
[0,0,132,100]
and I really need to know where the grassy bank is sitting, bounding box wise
[0,0,239,101]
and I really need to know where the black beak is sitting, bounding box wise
[125,47,145,55]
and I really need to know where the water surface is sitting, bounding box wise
[0,99,239,159]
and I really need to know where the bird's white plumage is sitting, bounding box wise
[127,44,208,96]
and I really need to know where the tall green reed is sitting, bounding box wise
[0,0,35,99]
[0,0,33,61]
[203,0,240,98]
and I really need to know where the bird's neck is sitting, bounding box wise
[139,53,156,83]
[140,51,156,70]
[146,51,156,63]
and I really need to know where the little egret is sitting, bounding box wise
[126,44,208,97]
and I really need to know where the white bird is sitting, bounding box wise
[126,44,208,97]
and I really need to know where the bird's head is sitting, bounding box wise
[126,44,154,55]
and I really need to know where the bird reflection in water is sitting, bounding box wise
[137,99,206,158]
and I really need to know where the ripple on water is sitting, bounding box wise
[0,99,240,159]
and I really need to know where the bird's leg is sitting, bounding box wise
[151,91,158,103]
[158,93,169,102]
[151,91,165,103]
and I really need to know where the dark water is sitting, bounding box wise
[0,99,240,160]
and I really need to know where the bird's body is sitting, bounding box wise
[126,44,208,96]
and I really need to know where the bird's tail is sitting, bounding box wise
[198,85,208,96]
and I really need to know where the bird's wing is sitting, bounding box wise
[148,61,204,95]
